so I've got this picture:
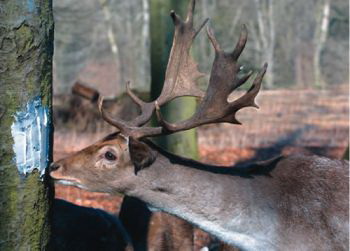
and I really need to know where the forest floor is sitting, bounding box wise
[53,87,348,250]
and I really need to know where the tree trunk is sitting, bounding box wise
[98,0,122,96]
[150,0,197,248]
[254,0,275,89]
[313,0,330,88]
[150,0,199,159]
[0,1,54,250]
[266,0,275,88]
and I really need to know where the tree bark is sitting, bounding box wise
[0,0,54,250]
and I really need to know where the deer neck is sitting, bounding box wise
[124,146,280,250]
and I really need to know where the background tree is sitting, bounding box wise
[149,0,198,247]
[53,0,151,95]
[150,0,199,158]
[313,0,331,88]
[52,0,348,94]
[0,1,54,250]
[251,0,276,89]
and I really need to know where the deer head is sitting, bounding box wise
[50,133,158,193]
[50,0,267,193]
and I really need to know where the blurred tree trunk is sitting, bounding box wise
[150,0,199,159]
[253,0,275,89]
[98,0,122,96]
[313,0,330,88]
[0,1,54,250]
[149,0,197,249]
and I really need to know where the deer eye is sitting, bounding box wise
[104,151,117,161]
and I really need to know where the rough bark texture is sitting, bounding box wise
[0,0,54,250]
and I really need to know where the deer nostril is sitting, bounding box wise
[49,162,60,172]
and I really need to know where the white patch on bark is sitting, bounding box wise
[26,0,36,13]
[11,96,50,177]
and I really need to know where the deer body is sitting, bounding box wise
[120,145,348,251]
[51,137,348,251]
[50,1,349,249]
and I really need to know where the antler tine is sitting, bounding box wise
[206,25,222,52]
[126,82,155,126]
[155,0,206,106]
[194,18,210,38]
[186,0,195,24]
[126,81,144,107]
[227,63,268,123]
[155,101,179,132]
[235,70,254,91]
[231,24,248,60]
[98,96,131,135]
[98,93,164,139]
[170,10,182,25]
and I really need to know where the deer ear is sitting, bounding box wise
[128,138,156,175]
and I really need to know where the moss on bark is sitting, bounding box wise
[0,0,54,250]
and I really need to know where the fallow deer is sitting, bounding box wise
[50,0,349,250]
[71,83,197,251]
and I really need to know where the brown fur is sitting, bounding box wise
[50,135,349,250]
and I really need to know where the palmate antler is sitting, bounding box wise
[99,0,267,139]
